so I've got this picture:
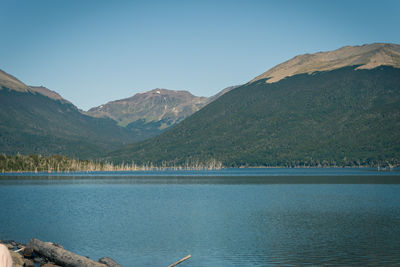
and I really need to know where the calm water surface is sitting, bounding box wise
[1,169,400,266]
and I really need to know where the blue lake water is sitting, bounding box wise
[1,168,400,266]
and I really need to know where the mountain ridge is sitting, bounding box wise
[0,69,31,92]
[0,69,71,103]
[251,43,400,83]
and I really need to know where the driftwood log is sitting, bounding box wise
[26,239,112,267]
[168,254,191,267]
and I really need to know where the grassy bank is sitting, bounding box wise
[0,154,223,173]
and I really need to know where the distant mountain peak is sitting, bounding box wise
[86,88,209,127]
[251,42,400,83]
[130,88,198,99]
[86,85,239,131]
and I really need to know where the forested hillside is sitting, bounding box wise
[108,66,400,167]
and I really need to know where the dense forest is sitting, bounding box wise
[107,66,400,168]
[0,88,140,159]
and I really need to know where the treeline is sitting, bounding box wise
[0,154,396,173]
[0,154,222,173]
[229,158,399,169]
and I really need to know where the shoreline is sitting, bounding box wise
[0,166,398,175]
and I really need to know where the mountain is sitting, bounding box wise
[0,69,140,158]
[87,89,209,127]
[85,86,239,139]
[0,68,238,158]
[107,43,400,167]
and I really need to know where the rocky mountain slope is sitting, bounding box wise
[87,89,209,128]
[86,86,239,135]
[107,43,400,167]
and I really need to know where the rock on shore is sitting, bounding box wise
[0,239,122,267]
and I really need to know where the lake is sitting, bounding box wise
[1,168,400,266]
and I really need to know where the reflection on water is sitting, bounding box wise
[1,173,400,266]
[1,167,400,178]
[1,175,400,186]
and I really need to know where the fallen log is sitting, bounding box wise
[168,254,191,267]
[26,239,109,267]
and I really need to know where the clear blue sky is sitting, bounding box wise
[1,0,399,110]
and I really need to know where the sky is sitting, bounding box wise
[1,0,399,111]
